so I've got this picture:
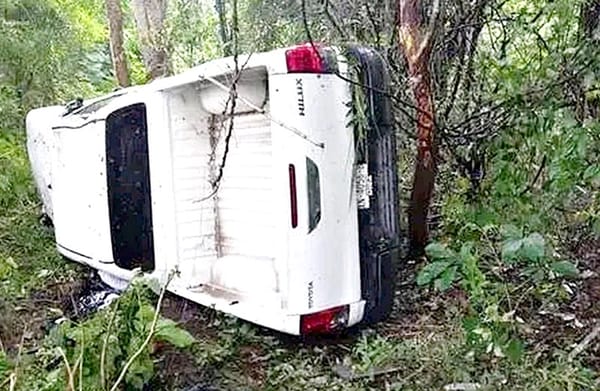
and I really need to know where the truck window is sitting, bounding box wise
[105,103,155,272]
[306,157,321,233]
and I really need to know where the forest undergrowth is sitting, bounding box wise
[1,0,600,389]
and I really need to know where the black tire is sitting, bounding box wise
[344,46,401,325]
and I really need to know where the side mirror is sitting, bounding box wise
[62,98,84,116]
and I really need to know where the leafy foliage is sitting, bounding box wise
[167,0,223,72]
[0,0,112,120]
[19,280,195,390]
[0,0,599,389]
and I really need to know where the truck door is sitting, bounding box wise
[52,120,112,263]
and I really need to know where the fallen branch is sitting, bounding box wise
[8,373,16,391]
[333,363,424,381]
[568,321,600,361]
[0,375,11,390]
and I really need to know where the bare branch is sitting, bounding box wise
[415,0,441,61]
[569,322,600,361]
[321,0,348,39]
[520,155,547,196]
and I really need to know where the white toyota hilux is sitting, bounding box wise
[26,44,400,335]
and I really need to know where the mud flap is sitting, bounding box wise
[345,46,401,324]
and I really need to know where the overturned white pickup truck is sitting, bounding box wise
[26,44,400,335]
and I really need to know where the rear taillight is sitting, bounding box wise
[285,43,336,74]
[289,164,298,228]
[300,305,349,334]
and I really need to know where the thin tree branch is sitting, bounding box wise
[101,300,120,391]
[109,271,176,391]
[569,322,600,361]
[520,155,547,196]
[415,0,441,61]
[195,0,241,203]
[321,0,348,39]
[364,0,382,47]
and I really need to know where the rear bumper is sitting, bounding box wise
[172,284,366,335]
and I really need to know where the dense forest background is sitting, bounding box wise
[1,0,600,389]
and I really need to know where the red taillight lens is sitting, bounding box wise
[289,164,298,228]
[300,305,350,334]
[286,43,326,73]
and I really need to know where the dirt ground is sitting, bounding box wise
[0,272,87,355]
[2,233,598,390]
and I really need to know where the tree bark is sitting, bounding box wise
[131,0,168,80]
[581,0,600,39]
[397,0,438,256]
[215,0,231,56]
[579,0,600,119]
[106,0,130,87]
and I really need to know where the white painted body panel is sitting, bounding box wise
[25,47,365,335]
[25,105,64,219]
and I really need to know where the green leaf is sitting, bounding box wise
[462,315,479,335]
[501,239,522,262]
[583,164,600,181]
[459,242,475,262]
[505,338,524,363]
[155,318,196,348]
[532,268,546,283]
[125,354,154,389]
[417,261,451,286]
[143,276,162,295]
[0,350,9,376]
[434,266,457,292]
[137,304,156,327]
[551,261,579,278]
[594,218,600,239]
[521,233,545,261]
[577,134,588,158]
[425,242,454,260]
[584,164,600,187]
[500,224,522,240]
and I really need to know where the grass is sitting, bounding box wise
[0,132,77,300]
[160,313,596,390]
[0,126,598,390]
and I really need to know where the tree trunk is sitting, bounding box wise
[131,0,168,80]
[582,0,600,40]
[579,0,600,119]
[397,0,438,256]
[215,0,231,56]
[106,0,130,87]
